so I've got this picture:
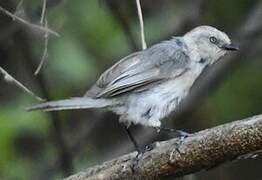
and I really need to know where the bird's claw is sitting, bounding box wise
[174,131,191,154]
[131,142,157,172]
[130,151,143,173]
[156,127,191,153]
[144,142,157,152]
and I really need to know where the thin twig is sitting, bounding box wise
[40,0,47,25]
[0,6,59,37]
[34,19,49,75]
[135,0,147,50]
[34,0,48,75]
[14,0,24,18]
[0,66,45,101]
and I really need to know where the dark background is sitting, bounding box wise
[0,0,262,179]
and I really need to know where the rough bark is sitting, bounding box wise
[65,114,262,180]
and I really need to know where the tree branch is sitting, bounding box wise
[0,5,59,37]
[65,114,262,180]
[0,66,44,101]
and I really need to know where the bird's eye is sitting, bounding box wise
[209,36,218,44]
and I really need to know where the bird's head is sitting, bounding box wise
[184,25,239,64]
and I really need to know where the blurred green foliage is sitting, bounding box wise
[208,57,262,122]
[0,96,50,180]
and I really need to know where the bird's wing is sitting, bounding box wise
[85,39,190,98]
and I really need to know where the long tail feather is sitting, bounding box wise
[27,97,112,112]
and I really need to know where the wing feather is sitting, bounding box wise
[85,38,190,98]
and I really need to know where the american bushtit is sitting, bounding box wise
[28,26,238,151]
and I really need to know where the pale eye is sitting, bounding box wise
[209,36,218,44]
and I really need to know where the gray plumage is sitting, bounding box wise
[28,26,238,127]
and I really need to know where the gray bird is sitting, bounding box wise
[28,25,238,151]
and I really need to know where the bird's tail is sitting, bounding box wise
[27,97,113,112]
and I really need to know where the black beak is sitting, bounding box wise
[222,43,239,51]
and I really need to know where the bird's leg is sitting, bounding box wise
[121,124,141,154]
[121,124,145,172]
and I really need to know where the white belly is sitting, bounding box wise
[113,63,205,127]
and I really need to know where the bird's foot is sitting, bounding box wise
[156,127,191,137]
[144,142,157,152]
[131,142,158,172]
[174,135,187,154]
[130,150,143,173]
[155,127,191,153]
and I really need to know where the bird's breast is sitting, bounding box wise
[113,63,206,127]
